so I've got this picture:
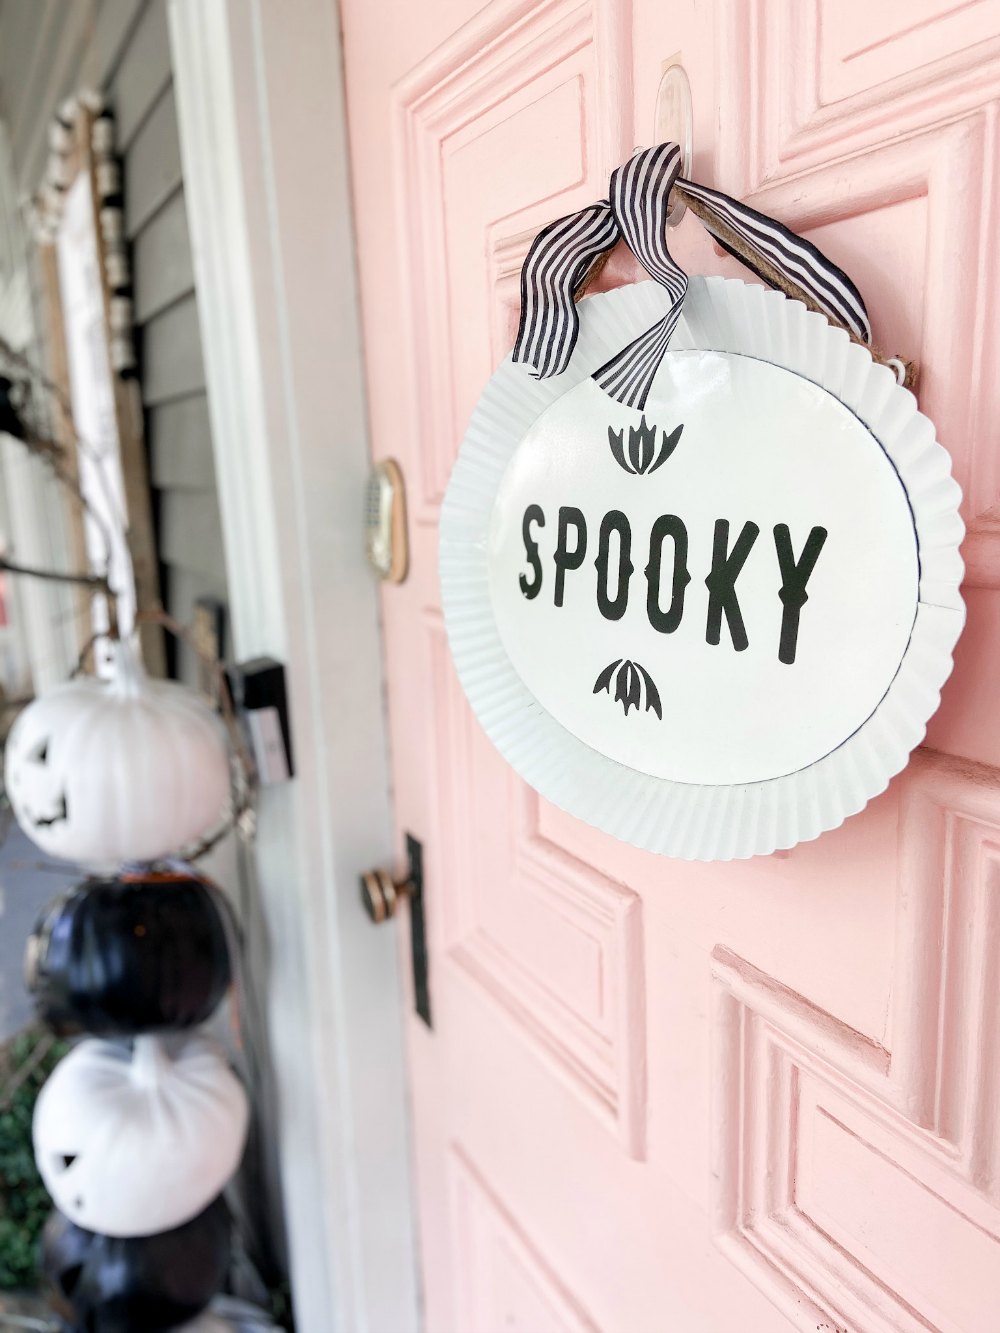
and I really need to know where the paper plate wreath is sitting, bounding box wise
[440,143,965,860]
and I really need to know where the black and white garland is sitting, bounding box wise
[33,89,137,377]
[2,641,253,1328]
[0,630,254,1328]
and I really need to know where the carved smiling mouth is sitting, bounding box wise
[19,735,70,830]
[32,793,68,828]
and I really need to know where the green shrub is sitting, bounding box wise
[0,1028,66,1291]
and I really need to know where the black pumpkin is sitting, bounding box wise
[26,872,233,1036]
[41,1194,231,1333]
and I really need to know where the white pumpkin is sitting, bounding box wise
[33,1034,249,1238]
[4,638,230,868]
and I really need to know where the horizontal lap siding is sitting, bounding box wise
[132,189,194,322]
[141,293,205,402]
[91,0,145,86]
[148,391,215,491]
[124,87,183,236]
[107,0,171,149]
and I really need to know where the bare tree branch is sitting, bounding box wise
[0,553,112,592]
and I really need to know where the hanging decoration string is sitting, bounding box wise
[513,142,873,411]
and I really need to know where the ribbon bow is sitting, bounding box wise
[512,143,871,411]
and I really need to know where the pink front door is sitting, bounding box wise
[340,2,1000,1328]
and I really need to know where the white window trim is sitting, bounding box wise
[0,139,80,692]
[167,3,420,1330]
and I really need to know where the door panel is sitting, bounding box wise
[340,0,1000,1327]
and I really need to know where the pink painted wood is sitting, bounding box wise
[340,2,1000,1328]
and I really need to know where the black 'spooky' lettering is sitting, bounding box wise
[595,511,633,622]
[705,519,759,651]
[645,514,691,634]
[518,504,545,599]
[774,524,828,665]
[553,507,588,607]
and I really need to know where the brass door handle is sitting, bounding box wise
[359,867,415,924]
[358,835,431,1026]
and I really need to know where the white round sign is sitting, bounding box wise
[440,277,965,860]
[488,361,917,785]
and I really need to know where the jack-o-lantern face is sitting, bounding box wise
[4,639,231,869]
[42,1194,231,1332]
[4,711,72,838]
[33,1035,248,1238]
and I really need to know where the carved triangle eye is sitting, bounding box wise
[29,738,49,763]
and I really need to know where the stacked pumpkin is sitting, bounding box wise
[4,641,248,1332]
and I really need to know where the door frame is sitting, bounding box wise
[167,3,420,1331]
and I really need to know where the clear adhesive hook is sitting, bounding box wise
[655,63,693,228]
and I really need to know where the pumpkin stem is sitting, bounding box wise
[131,1036,170,1089]
[110,636,146,698]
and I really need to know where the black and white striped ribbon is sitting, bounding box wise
[512,142,871,411]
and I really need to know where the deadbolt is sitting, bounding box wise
[364,458,408,583]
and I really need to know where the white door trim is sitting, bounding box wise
[167,4,420,1331]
